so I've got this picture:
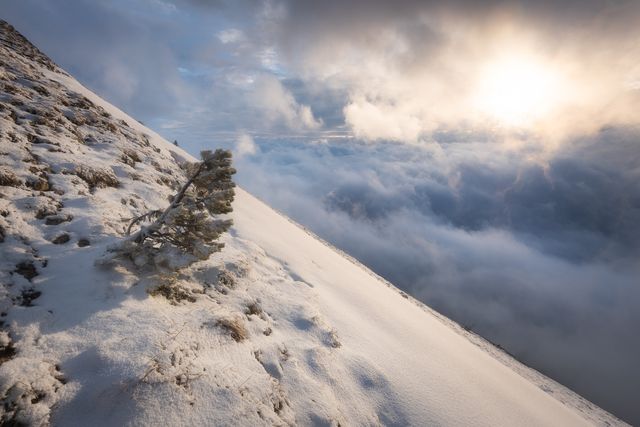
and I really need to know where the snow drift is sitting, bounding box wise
[0,20,626,426]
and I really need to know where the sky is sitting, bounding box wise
[2,0,640,423]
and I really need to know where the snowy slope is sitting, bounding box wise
[0,20,627,426]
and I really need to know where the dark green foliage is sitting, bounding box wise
[112,149,236,270]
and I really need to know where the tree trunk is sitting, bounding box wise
[127,161,205,244]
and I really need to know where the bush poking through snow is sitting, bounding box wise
[327,329,342,348]
[14,261,37,281]
[0,332,16,364]
[148,283,196,304]
[0,168,22,187]
[104,149,236,270]
[35,199,62,219]
[245,301,266,320]
[25,176,49,191]
[120,149,141,167]
[74,165,119,189]
[215,316,248,342]
[145,274,198,304]
[217,269,236,289]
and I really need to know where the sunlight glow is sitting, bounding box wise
[474,56,562,127]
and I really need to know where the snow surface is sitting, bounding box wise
[0,20,627,426]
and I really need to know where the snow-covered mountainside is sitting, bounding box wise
[0,20,627,426]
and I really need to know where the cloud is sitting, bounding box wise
[263,0,640,143]
[344,97,423,143]
[248,75,322,131]
[217,28,244,44]
[100,62,139,102]
[234,131,258,157]
[15,0,632,145]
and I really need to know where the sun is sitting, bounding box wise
[474,55,562,127]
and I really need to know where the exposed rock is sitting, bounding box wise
[14,261,37,281]
[45,214,72,225]
[18,288,41,306]
[52,233,70,244]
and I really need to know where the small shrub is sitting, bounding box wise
[1,382,48,425]
[120,149,141,167]
[35,200,62,219]
[102,120,118,133]
[327,329,341,348]
[0,332,16,364]
[67,113,86,126]
[74,165,119,189]
[218,269,237,287]
[148,282,196,305]
[26,176,49,191]
[71,96,95,110]
[72,127,84,144]
[35,115,52,127]
[0,169,22,187]
[14,261,37,281]
[32,85,49,96]
[9,109,19,124]
[245,301,263,318]
[216,317,248,342]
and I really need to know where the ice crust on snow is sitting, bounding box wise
[0,20,627,426]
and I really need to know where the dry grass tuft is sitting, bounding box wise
[245,301,263,317]
[120,149,141,167]
[217,270,235,288]
[148,282,196,305]
[216,317,248,342]
[0,169,22,187]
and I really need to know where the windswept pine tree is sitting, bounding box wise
[108,149,236,270]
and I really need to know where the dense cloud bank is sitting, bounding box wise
[268,0,640,141]
[233,128,640,423]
